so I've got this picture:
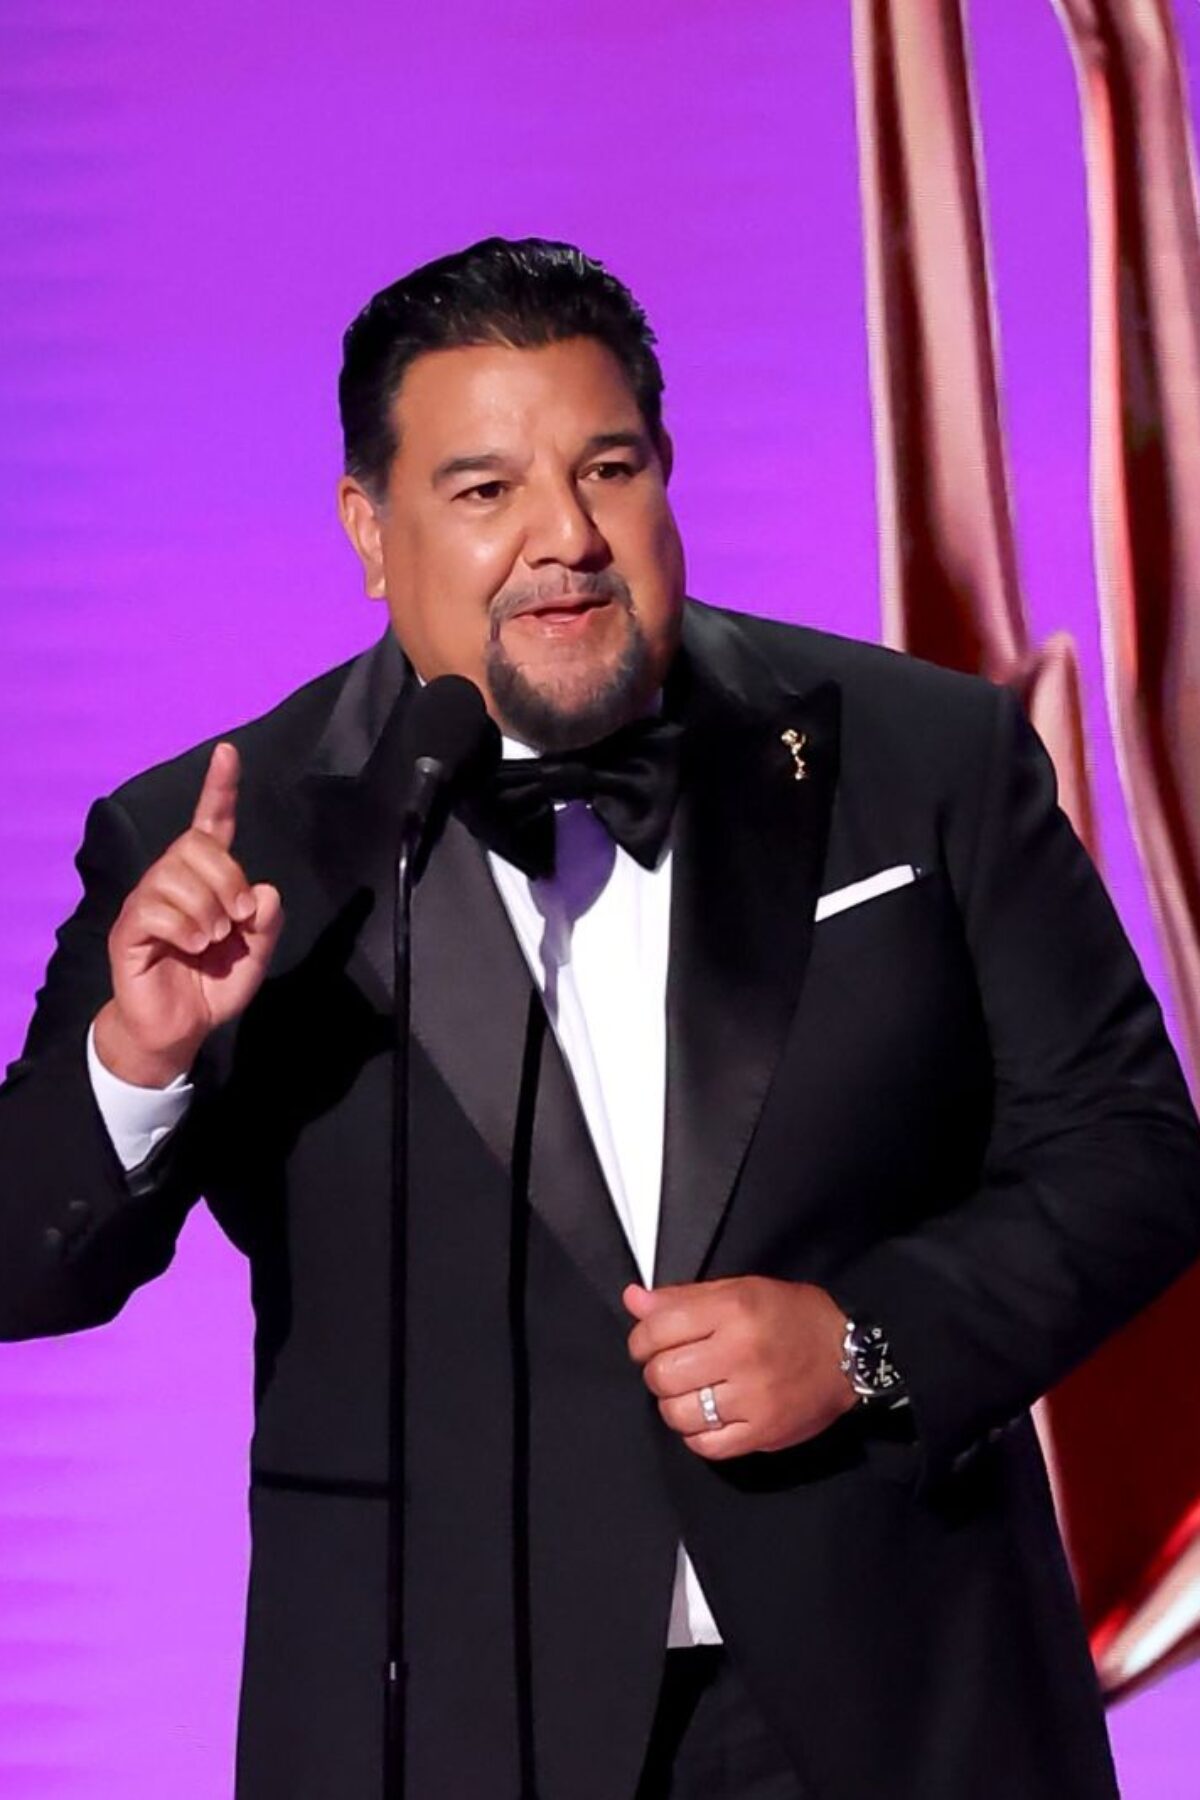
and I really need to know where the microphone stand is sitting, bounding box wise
[383,756,443,1800]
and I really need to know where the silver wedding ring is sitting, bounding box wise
[698,1385,722,1430]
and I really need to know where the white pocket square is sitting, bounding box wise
[814,864,922,923]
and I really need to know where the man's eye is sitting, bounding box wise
[457,481,507,502]
[587,462,636,482]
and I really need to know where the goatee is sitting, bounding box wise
[485,618,654,753]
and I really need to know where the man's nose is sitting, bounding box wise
[522,478,609,567]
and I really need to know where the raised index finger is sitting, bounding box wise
[191,740,240,850]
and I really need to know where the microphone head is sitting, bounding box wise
[400,673,499,796]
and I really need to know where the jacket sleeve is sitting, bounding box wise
[0,793,205,1340]
[830,683,1200,1485]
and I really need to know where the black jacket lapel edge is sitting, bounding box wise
[653,604,842,1288]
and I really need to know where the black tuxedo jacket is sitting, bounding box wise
[4,601,1200,1800]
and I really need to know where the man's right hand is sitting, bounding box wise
[92,741,284,1088]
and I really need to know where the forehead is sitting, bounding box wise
[389,337,644,461]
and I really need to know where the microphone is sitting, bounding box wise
[398,673,500,847]
[385,670,498,1800]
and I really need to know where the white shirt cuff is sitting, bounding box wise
[86,1021,195,1172]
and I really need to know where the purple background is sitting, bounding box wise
[3,0,1199,1790]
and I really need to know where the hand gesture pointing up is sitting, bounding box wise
[92,742,284,1087]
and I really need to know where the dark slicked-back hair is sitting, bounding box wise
[338,236,666,498]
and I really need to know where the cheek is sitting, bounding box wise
[383,516,516,625]
[624,507,685,625]
[654,504,686,578]
[617,493,682,575]
[436,517,529,605]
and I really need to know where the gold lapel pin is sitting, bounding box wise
[781,728,809,781]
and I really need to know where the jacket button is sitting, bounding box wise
[43,1226,65,1255]
[66,1199,92,1223]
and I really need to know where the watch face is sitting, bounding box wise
[851,1325,905,1397]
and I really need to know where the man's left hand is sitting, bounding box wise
[623,1277,858,1461]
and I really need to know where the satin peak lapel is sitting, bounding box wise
[295,630,417,1017]
[653,624,841,1288]
[409,818,642,1319]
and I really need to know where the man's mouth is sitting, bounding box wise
[508,593,611,622]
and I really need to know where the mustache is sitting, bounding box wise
[488,572,633,635]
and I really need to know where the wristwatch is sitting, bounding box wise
[840,1317,909,1410]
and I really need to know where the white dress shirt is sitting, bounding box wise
[87,1024,192,1165]
[85,731,722,1647]
[486,737,721,1646]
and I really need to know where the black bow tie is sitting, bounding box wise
[459,714,684,879]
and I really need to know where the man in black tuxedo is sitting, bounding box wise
[3,237,1200,1800]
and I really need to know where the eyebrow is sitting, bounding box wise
[579,430,650,457]
[430,430,650,489]
[431,450,510,488]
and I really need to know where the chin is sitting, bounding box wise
[486,624,654,753]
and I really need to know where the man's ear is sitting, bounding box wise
[655,427,675,484]
[337,476,387,598]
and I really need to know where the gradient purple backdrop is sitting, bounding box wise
[3,1,1199,1792]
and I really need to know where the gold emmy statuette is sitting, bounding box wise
[781,728,808,781]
